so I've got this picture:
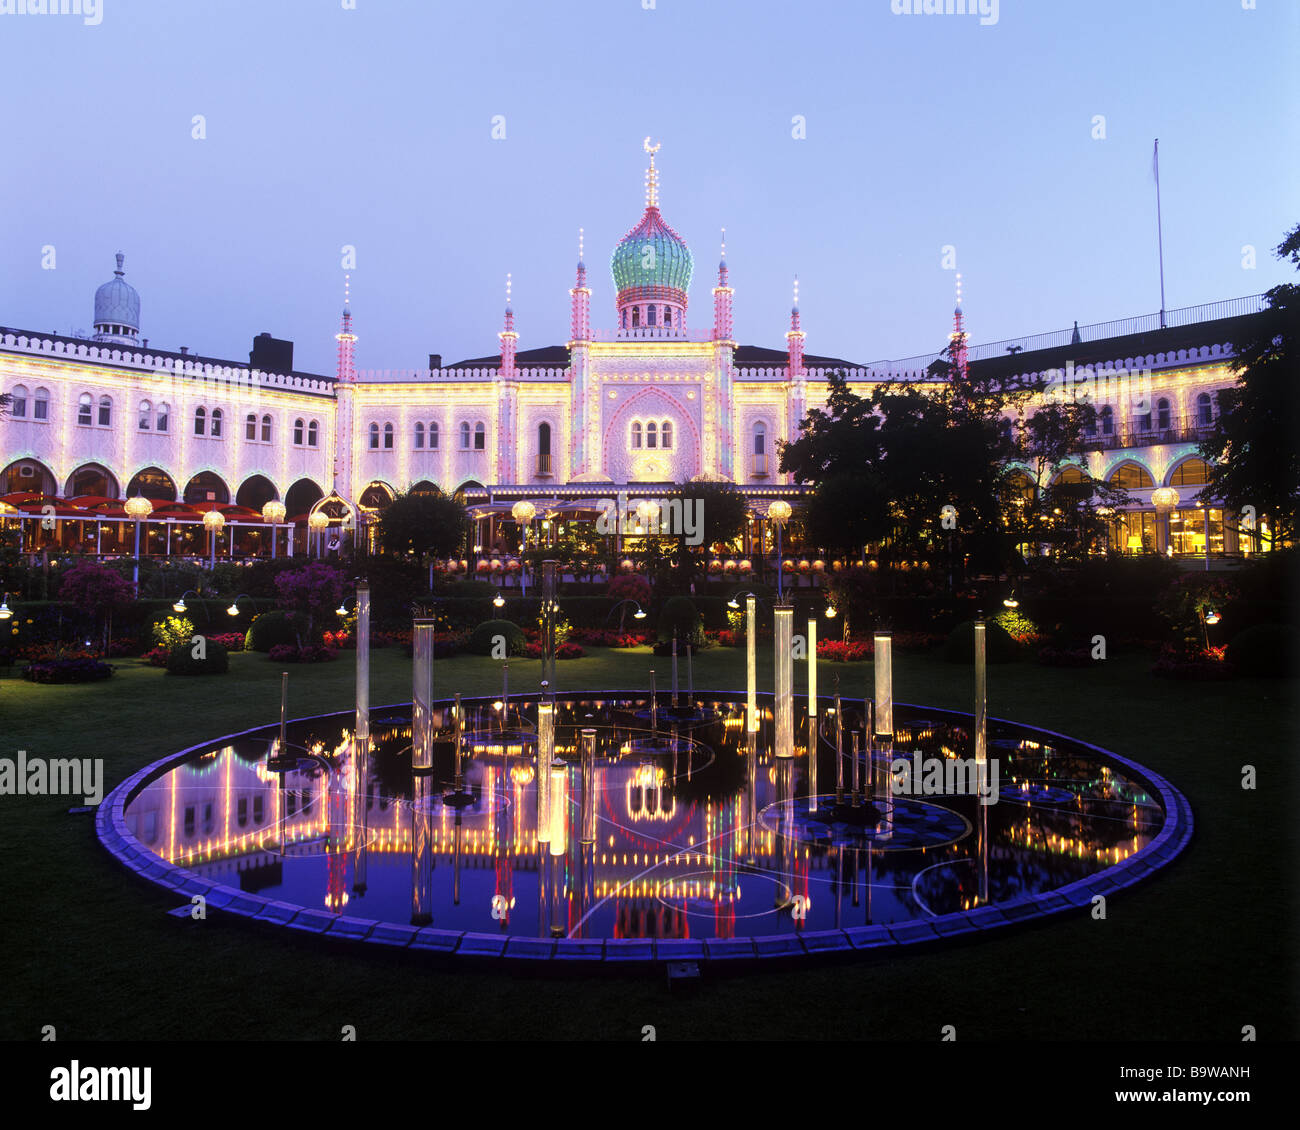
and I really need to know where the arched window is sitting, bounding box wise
[538,421,552,475]
[1136,402,1152,432]
[646,421,658,449]
[473,421,485,451]
[414,422,425,449]
[631,306,640,328]
[98,395,112,427]
[194,406,206,436]
[33,388,49,421]
[1156,398,1171,430]
[1170,458,1211,487]
[383,422,394,450]
[78,393,93,426]
[460,421,471,449]
[753,422,767,455]
[210,408,223,438]
[9,385,26,417]
[246,413,257,440]
[663,307,672,327]
[293,418,304,446]
[307,420,318,447]
[621,309,628,329]
[138,400,151,430]
[661,420,673,449]
[261,414,272,442]
[369,422,380,450]
[647,305,657,326]
[1099,405,1113,436]
[631,421,642,449]
[1108,463,1154,490]
[1197,393,1213,427]
[429,421,439,450]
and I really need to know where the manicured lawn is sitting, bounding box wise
[1,644,1295,1041]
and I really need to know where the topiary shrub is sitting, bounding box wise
[166,638,229,676]
[943,619,1020,664]
[1226,623,1297,677]
[245,610,309,652]
[658,595,705,646]
[467,619,527,656]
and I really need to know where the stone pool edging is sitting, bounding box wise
[95,692,1194,970]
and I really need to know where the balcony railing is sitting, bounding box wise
[1079,415,1215,452]
[750,453,769,478]
[536,453,552,477]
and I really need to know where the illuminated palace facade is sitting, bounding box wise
[0,143,1270,558]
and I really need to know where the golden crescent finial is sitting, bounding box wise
[643,136,661,156]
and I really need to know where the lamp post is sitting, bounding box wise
[225,593,252,618]
[202,509,225,571]
[172,589,199,615]
[606,599,647,634]
[0,593,12,621]
[124,495,151,586]
[767,500,792,601]
[308,510,329,559]
[511,500,536,597]
[262,499,286,559]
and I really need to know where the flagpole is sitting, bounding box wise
[1154,138,1167,329]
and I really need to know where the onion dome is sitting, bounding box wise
[92,252,140,344]
[610,140,692,314]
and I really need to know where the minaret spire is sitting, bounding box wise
[712,227,734,342]
[570,229,591,341]
[949,271,969,384]
[786,275,805,376]
[643,137,661,209]
[335,272,356,384]
[499,272,518,375]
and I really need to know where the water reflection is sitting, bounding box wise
[122,696,1163,939]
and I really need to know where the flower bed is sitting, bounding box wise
[570,628,652,648]
[523,641,586,660]
[23,657,114,684]
[267,643,338,664]
[817,639,873,662]
[1151,643,1233,681]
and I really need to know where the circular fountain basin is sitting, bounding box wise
[96,692,1192,966]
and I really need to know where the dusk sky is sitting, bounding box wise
[2,0,1295,376]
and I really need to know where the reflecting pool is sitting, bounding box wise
[117,693,1169,942]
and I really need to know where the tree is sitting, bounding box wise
[1012,400,1128,563]
[779,370,883,484]
[664,477,750,591]
[58,560,135,652]
[804,472,891,554]
[782,360,1035,577]
[1197,222,1300,546]
[375,489,469,558]
[274,561,345,645]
